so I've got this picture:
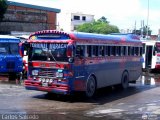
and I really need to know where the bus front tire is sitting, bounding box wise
[85,76,96,98]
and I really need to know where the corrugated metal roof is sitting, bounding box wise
[7,0,61,13]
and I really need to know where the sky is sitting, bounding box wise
[10,0,160,34]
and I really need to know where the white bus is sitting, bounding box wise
[141,40,160,70]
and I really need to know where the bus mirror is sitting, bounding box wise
[67,44,73,57]
[68,57,74,63]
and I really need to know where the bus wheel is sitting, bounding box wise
[86,76,96,98]
[121,72,129,89]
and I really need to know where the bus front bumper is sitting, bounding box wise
[24,80,69,95]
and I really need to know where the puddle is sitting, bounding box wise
[137,75,160,86]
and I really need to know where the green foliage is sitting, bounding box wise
[77,17,119,34]
[0,0,8,21]
[97,16,109,23]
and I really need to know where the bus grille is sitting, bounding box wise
[38,69,56,78]
[7,61,15,70]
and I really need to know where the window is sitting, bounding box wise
[73,16,80,20]
[111,46,116,56]
[87,45,92,57]
[135,47,139,56]
[122,46,126,56]
[99,46,105,56]
[105,46,108,56]
[76,45,84,57]
[116,46,121,56]
[128,46,131,56]
[131,47,135,56]
[92,46,98,56]
[82,16,86,21]
[107,46,111,56]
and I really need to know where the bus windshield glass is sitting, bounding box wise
[0,43,19,55]
[29,43,68,62]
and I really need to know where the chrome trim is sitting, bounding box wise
[75,76,85,78]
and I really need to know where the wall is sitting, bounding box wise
[0,5,57,33]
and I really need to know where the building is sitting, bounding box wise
[0,0,60,34]
[58,12,94,31]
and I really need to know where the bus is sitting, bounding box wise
[141,40,160,70]
[0,35,23,80]
[23,30,142,97]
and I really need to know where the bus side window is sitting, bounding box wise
[106,46,111,56]
[131,47,135,56]
[122,46,126,56]
[76,45,84,57]
[87,45,92,57]
[92,46,98,57]
[115,46,118,56]
[111,46,116,56]
[99,46,105,56]
[117,46,121,56]
[128,46,131,56]
[135,47,139,56]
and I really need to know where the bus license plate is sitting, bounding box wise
[42,82,48,87]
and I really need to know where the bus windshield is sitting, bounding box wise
[29,47,68,62]
[0,43,19,55]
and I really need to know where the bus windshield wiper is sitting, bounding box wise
[47,50,61,67]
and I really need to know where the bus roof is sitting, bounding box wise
[71,32,140,42]
[0,35,20,42]
[29,30,140,42]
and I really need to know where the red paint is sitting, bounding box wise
[24,80,69,91]
[157,53,160,57]
[30,61,70,69]
[155,64,160,69]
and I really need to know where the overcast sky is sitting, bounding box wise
[10,0,160,34]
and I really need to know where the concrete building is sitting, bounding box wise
[58,12,94,31]
[0,0,60,34]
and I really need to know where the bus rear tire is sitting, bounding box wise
[120,71,129,89]
[85,76,96,98]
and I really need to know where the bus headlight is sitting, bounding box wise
[56,72,63,78]
[49,79,53,83]
[32,70,39,76]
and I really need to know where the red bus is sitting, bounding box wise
[23,30,142,97]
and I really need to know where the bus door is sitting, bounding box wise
[74,45,86,91]
[145,45,153,68]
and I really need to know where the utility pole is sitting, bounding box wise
[146,0,149,39]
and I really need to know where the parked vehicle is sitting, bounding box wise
[22,30,142,97]
[141,40,160,70]
[0,35,23,80]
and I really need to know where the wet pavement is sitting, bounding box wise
[0,72,160,120]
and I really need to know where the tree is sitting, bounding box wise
[0,0,8,21]
[76,17,119,34]
[98,16,109,23]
